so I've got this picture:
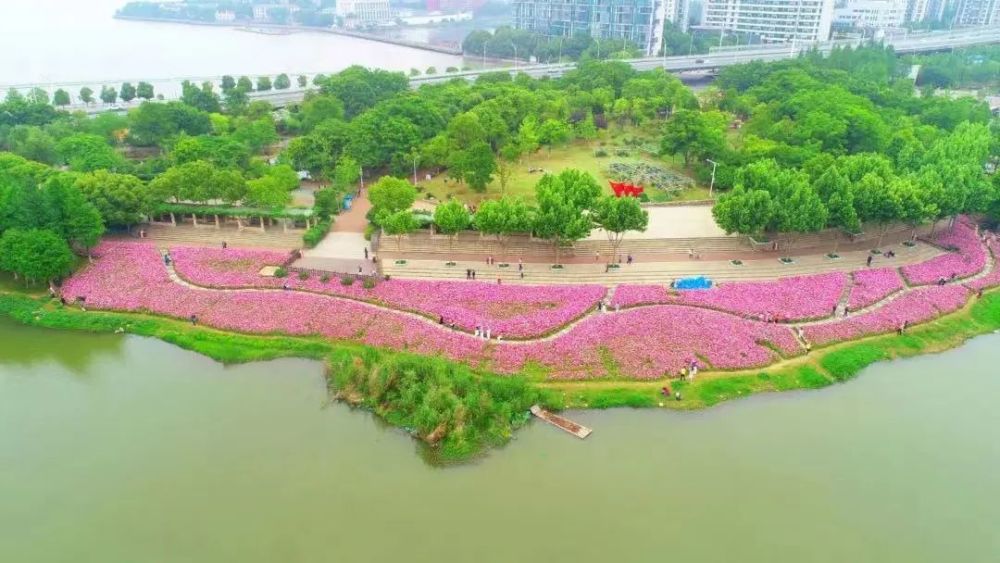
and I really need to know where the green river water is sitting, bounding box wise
[1,318,998,562]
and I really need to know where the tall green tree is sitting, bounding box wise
[52,89,71,107]
[120,82,137,103]
[532,170,599,264]
[79,87,94,105]
[381,209,418,251]
[591,195,649,261]
[433,199,471,251]
[659,109,726,167]
[99,85,118,105]
[136,82,155,100]
[0,228,74,284]
[368,176,416,216]
[73,170,150,227]
[474,196,533,257]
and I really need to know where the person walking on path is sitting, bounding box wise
[471,270,476,280]
[595,251,601,262]
[364,247,368,260]
[866,255,873,267]
[221,241,227,249]
[466,268,471,280]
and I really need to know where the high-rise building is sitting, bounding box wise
[700,0,836,43]
[336,0,393,27]
[953,0,1000,25]
[905,0,947,23]
[834,0,907,30]
[511,0,690,57]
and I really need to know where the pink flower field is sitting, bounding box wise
[63,242,488,362]
[672,273,847,321]
[170,246,605,338]
[848,268,904,309]
[611,284,670,308]
[492,306,802,379]
[612,275,846,321]
[901,220,986,286]
[803,285,970,346]
[59,235,994,380]
[966,239,999,292]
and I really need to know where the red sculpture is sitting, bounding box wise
[610,181,644,197]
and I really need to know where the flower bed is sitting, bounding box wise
[901,219,986,285]
[803,285,970,346]
[64,242,488,362]
[612,274,845,320]
[170,246,605,338]
[966,239,999,292]
[673,273,847,321]
[492,306,802,379]
[611,284,670,308]
[848,268,904,309]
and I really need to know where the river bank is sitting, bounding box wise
[112,14,463,55]
[3,285,999,461]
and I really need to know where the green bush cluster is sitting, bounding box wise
[302,218,332,248]
[327,349,545,460]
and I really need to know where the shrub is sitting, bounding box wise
[274,267,287,278]
[320,273,331,283]
[594,148,608,157]
[303,218,332,248]
[341,276,354,286]
[362,277,376,289]
[298,271,310,280]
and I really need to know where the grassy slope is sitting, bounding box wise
[417,129,710,205]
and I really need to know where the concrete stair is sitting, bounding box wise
[137,224,303,250]
[382,243,942,285]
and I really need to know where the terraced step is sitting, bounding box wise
[382,243,943,285]
[139,224,303,250]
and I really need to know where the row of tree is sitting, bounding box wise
[368,169,648,263]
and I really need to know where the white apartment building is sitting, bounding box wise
[511,0,690,57]
[336,0,393,27]
[834,0,907,30]
[953,0,1000,25]
[700,0,836,43]
[906,0,947,23]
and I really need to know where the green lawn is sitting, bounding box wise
[415,129,709,205]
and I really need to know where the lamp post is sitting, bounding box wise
[511,41,518,71]
[558,37,563,62]
[482,42,487,66]
[706,159,718,197]
[412,152,419,186]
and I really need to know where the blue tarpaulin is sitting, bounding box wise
[342,194,354,210]
[673,276,713,290]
